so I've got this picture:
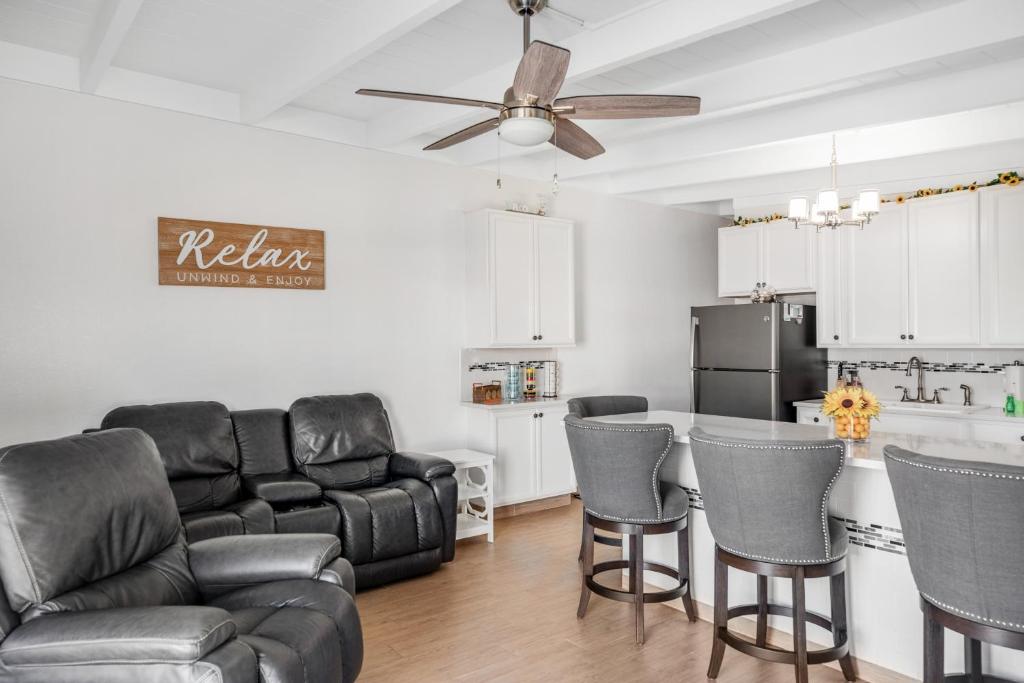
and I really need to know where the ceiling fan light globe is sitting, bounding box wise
[498,116,554,146]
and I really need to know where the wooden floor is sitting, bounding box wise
[356,500,856,682]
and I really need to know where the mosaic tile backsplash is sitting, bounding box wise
[827,359,1016,374]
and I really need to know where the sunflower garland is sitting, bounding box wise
[732,170,1022,226]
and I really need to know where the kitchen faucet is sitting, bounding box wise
[895,356,949,404]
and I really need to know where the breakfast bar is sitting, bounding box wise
[584,410,1024,682]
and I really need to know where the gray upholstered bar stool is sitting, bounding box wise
[886,445,1024,683]
[688,427,856,683]
[567,395,648,562]
[565,415,697,644]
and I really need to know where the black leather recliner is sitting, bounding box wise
[101,401,275,543]
[289,394,459,588]
[0,429,363,683]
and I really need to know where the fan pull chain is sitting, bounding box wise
[496,130,503,190]
[552,122,559,195]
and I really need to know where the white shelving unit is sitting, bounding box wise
[433,448,495,543]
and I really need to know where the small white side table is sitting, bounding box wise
[432,448,495,543]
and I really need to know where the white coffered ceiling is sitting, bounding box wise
[2,0,1022,216]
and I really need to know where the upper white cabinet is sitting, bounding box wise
[466,210,575,347]
[906,192,980,345]
[844,203,909,346]
[980,185,1024,345]
[717,221,815,297]
[717,225,762,297]
[815,227,843,346]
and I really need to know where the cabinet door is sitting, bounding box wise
[816,228,843,346]
[845,204,909,346]
[907,192,980,345]
[489,213,535,345]
[493,411,537,505]
[763,221,815,293]
[537,409,573,497]
[534,219,575,345]
[981,186,1024,345]
[718,226,762,297]
[972,422,1024,445]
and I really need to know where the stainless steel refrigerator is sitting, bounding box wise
[690,303,828,422]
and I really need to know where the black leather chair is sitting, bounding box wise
[101,401,274,543]
[289,394,458,589]
[231,408,341,535]
[0,429,363,683]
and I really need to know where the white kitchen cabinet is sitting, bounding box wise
[844,203,909,346]
[466,210,575,348]
[717,225,762,297]
[971,422,1024,445]
[717,221,816,297]
[816,227,843,346]
[763,221,816,293]
[906,192,980,345]
[465,402,574,507]
[981,185,1024,345]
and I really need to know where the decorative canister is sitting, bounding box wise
[541,360,558,398]
[505,362,522,402]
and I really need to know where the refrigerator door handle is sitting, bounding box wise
[690,315,699,413]
[770,371,780,421]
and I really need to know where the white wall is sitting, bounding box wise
[0,78,722,448]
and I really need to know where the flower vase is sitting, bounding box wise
[833,415,871,442]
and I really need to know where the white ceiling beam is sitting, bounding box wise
[366,0,818,148]
[457,0,1024,170]
[493,57,1024,184]
[78,0,143,94]
[653,140,1024,209]
[239,0,463,125]
[596,102,1024,196]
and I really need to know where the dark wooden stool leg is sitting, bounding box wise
[756,574,769,647]
[964,637,982,683]
[793,566,809,683]
[577,515,594,619]
[707,548,728,679]
[830,571,857,681]
[678,525,697,622]
[577,508,585,562]
[923,601,945,683]
[632,532,645,644]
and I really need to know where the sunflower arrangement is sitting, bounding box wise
[821,387,881,441]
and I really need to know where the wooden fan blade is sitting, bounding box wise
[357,89,503,111]
[424,118,500,151]
[550,119,604,160]
[512,41,571,105]
[553,95,700,119]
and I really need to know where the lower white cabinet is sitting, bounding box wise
[466,404,574,506]
[797,406,1024,444]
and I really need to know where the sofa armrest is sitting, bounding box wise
[0,606,234,667]
[243,473,322,505]
[389,451,455,482]
[189,533,342,599]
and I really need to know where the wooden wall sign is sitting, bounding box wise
[158,217,325,290]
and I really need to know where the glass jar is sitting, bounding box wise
[833,414,871,442]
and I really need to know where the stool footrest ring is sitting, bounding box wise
[718,627,850,666]
[727,602,835,634]
[586,559,689,605]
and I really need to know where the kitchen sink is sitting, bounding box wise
[881,401,989,415]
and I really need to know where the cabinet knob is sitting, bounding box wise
[833,335,839,341]
[538,412,544,418]
[1020,435,1023,442]
[900,334,907,340]
[531,335,538,340]
[538,335,543,341]
[813,417,820,423]
[908,334,915,340]
[532,413,538,418]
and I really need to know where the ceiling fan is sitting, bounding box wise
[356,0,700,160]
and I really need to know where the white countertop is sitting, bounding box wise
[584,410,1024,471]
[794,398,1024,424]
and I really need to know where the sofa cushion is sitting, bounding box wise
[0,429,186,614]
[274,506,340,536]
[232,409,293,476]
[101,402,238,480]
[289,395,395,489]
[170,473,242,513]
[244,474,321,505]
[323,479,443,565]
[181,499,274,544]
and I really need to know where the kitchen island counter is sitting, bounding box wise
[582,410,1024,681]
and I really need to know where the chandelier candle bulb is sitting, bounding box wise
[858,189,880,214]
[788,197,809,221]
[817,189,839,214]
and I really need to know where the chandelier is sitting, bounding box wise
[788,135,879,230]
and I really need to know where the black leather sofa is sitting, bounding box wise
[0,429,363,683]
[100,393,458,589]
